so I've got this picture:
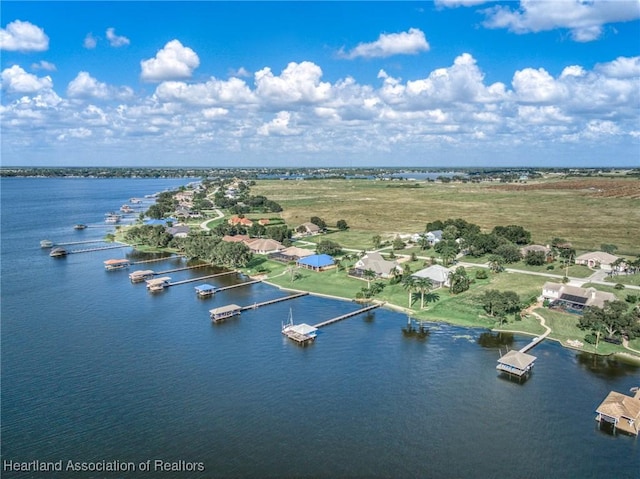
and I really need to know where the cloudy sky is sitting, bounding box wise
[1,1,639,167]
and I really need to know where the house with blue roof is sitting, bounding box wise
[297,254,335,272]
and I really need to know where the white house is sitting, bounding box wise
[575,251,620,271]
[412,264,451,288]
[353,252,402,279]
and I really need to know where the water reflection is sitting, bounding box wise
[477,331,515,348]
[575,351,639,377]
[402,318,430,341]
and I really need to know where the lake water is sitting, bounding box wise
[1,177,638,479]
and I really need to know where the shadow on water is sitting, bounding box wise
[477,331,515,348]
[575,351,639,378]
[402,318,431,341]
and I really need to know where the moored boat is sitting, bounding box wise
[49,247,67,257]
[40,239,53,248]
[74,224,87,230]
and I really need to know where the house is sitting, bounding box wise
[245,238,284,254]
[297,254,335,271]
[411,265,451,288]
[425,230,443,245]
[228,216,254,227]
[297,222,321,236]
[353,252,402,279]
[541,282,617,312]
[520,244,551,256]
[575,251,620,271]
[268,246,315,263]
[595,388,640,436]
[166,225,190,238]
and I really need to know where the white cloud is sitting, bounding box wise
[106,27,130,47]
[481,0,640,42]
[140,40,200,82]
[257,111,301,136]
[595,56,640,78]
[0,20,49,52]
[154,77,255,106]
[254,61,331,105]
[67,72,110,99]
[1,65,53,93]
[84,33,97,49]
[31,60,57,71]
[340,28,430,59]
[512,67,567,103]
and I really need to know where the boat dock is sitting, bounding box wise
[154,263,215,275]
[52,239,111,246]
[213,280,261,293]
[67,243,130,254]
[130,255,185,265]
[167,271,241,287]
[239,292,309,311]
[313,303,381,329]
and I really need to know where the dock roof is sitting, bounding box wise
[195,284,216,292]
[146,276,171,285]
[210,304,241,315]
[497,350,537,371]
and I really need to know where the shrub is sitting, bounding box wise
[614,283,625,290]
[475,269,489,280]
[546,264,555,270]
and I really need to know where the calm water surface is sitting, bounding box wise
[1,178,638,479]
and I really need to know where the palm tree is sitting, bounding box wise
[488,255,504,273]
[363,268,377,289]
[402,275,417,307]
[414,277,434,309]
[334,258,343,274]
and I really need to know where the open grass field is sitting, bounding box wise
[251,177,640,255]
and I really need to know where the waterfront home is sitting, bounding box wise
[411,264,451,288]
[268,246,314,263]
[222,234,251,243]
[352,252,402,279]
[595,388,640,436]
[297,254,335,272]
[166,225,190,238]
[246,238,284,255]
[210,304,241,322]
[103,259,130,271]
[575,251,620,271]
[541,282,616,313]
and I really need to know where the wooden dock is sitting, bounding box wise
[154,263,213,275]
[131,256,185,265]
[313,303,381,329]
[238,292,309,311]
[213,280,261,293]
[68,243,129,254]
[168,271,240,287]
[54,239,112,246]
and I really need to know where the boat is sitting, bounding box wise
[130,198,142,204]
[40,239,53,248]
[74,224,87,230]
[281,308,317,344]
[120,204,134,213]
[49,247,67,257]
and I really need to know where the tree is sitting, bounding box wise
[449,266,470,294]
[434,240,459,266]
[579,300,634,343]
[417,235,430,251]
[414,277,434,309]
[600,243,618,254]
[336,219,349,230]
[316,239,342,256]
[372,235,382,249]
[310,216,327,230]
[492,225,532,245]
[494,243,522,264]
[392,237,405,251]
[363,268,377,289]
[402,275,418,307]
[524,250,546,266]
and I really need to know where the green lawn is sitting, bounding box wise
[605,273,640,287]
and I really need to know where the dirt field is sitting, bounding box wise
[252,177,640,255]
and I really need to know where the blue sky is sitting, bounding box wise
[1,1,639,168]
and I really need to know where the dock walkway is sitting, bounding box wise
[55,239,110,246]
[131,256,185,265]
[69,243,129,254]
[239,292,308,311]
[313,303,381,329]
[214,280,261,293]
[168,271,239,287]
[518,306,552,354]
